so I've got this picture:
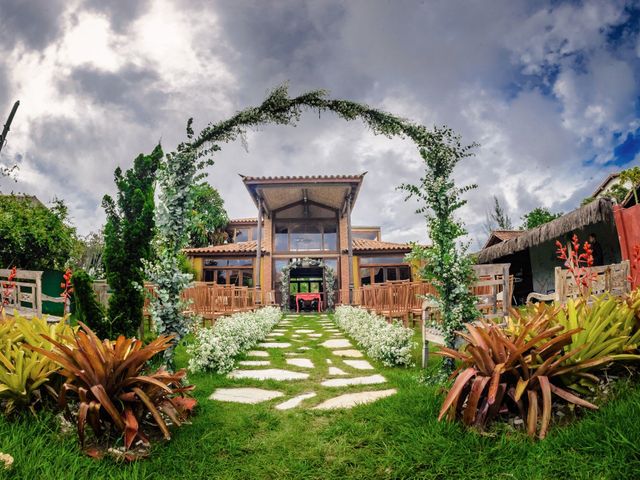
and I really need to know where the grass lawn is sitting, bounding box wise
[1,313,640,479]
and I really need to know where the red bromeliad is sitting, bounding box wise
[1,266,17,314]
[555,234,596,298]
[60,268,73,315]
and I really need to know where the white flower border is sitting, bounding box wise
[187,306,282,374]
[334,305,414,367]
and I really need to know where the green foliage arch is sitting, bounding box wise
[149,84,477,370]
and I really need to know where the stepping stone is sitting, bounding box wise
[333,349,363,358]
[273,329,286,333]
[308,333,322,338]
[326,329,339,333]
[275,392,317,411]
[292,334,301,338]
[313,389,397,410]
[228,369,310,381]
[321,339,352,348]
[286,358,314,368]
[326,359,333,364]
[343,360,374,370]
[298,346,311,351]
[328,367,348,376]
[210,388,284,404]
[285,352,301,356]
[321,374,386,387]
[268,332,285,337]
[247,350,269,357]
[295,329,315,333]
[239,360,270,366]
[258,342,292,348]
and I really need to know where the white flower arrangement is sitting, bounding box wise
[334,306,414,367]
[187,307,282,373]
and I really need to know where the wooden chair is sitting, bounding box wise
[380,283,411,326]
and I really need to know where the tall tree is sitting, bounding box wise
[520,207,562,230]
[400,128,480,374]
[187,182,229,247]
[483,195,512,235]
[0,195,76,269]
[102,145,162,337]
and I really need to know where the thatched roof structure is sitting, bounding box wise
[477,198,615,264]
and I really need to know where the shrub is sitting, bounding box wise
[437,317,600,439]
[187,307,281,374]
[0,315,75,414]
[28,323,195,451]
[508,296,640,393]
[70,270,111,339]
[333,306,414,367]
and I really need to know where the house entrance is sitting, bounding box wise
[288,266,324,311]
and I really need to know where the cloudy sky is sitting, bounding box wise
[1,0,639,247]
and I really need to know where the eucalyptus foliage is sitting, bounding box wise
[150,84,467,367]
[400,129,479,373]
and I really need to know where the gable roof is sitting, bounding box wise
[482,230,524,249]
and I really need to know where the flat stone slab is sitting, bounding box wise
[292,334,301,338]
[267,332,285,337]
[328,367,348,376]
[321,374,386,387]
[295,329,315,333]
[247,350,269,357]
[343,360,374,370]
[326,359,333,364]
[210,388,284,404]
[313,389,397,410]
[275,392,317,410]
[308,333,323,338]
[332,349,364,358]
[239,360,270,366]
[285,352,300,356]
[273,329,286,332]
[325,329,340,332]
[258,342,292,348]
[298,346,311,351]
[228,369,310,381]
[321,339,352,348]
[286,358,314,368]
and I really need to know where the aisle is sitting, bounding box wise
[209,313,397,410]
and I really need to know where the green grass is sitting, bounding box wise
[1,313,640,479]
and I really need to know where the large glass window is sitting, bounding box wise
[323,224,337,251]
[359,264,412,285]
[360,256,405,265]
[234,227,253,242]
[291,223,322,251]
[274,222,338,252]
[353,230,379,240]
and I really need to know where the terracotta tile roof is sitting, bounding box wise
[352,238,413,252]
[240,174,365,182]
[184,238,414,255]
[183,241,264,255]
[228,218,258,224]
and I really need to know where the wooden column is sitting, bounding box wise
[346,192,354,304]
[255,196,262,299]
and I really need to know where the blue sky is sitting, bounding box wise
[0,0,639,247]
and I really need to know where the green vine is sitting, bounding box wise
[149,84,474,369]
[399,130,480,373]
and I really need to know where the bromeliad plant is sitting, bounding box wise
[437,314,600,439]
[28,323,195,451]
[0,315,75,414]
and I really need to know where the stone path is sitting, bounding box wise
[209,313,397,410]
